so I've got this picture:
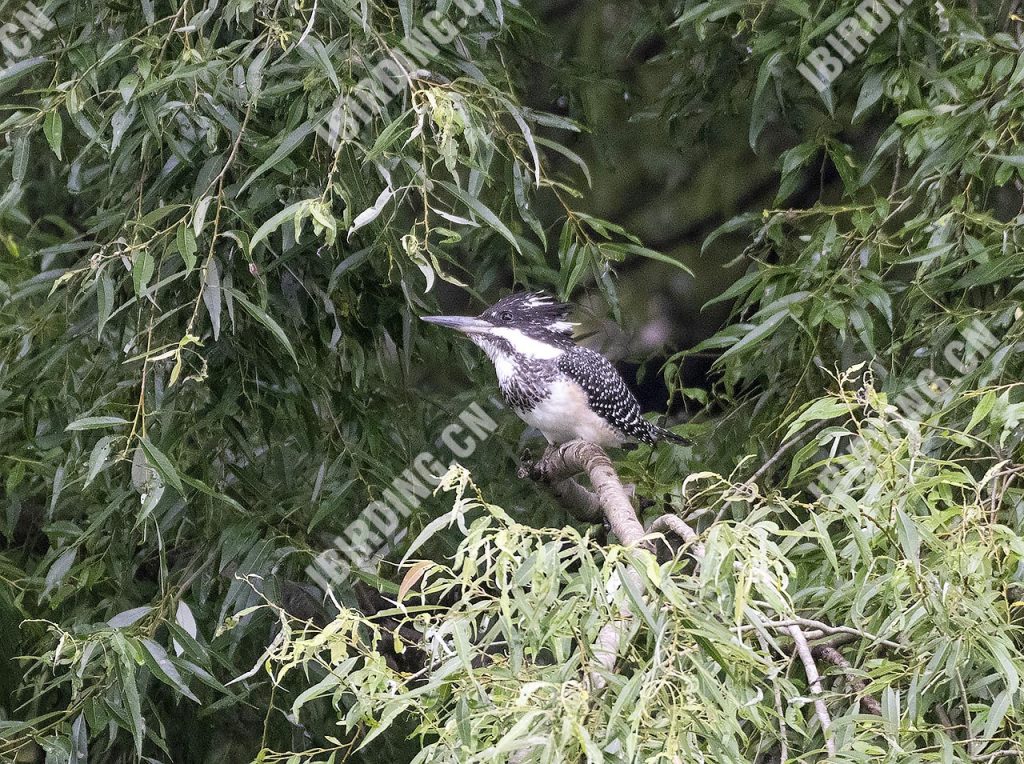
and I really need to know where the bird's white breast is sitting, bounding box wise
[519,377,625,447]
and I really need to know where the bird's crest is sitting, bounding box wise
[481,292,577,336]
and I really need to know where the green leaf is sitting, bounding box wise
[85,436,116,487]
[225,288,298,364]
[97,273,114,339]
[966,391,996,433]
[140,437,185,494]
[112,635,145,757]
[783,397,850,442]
[852,70,883,123]
[108,606,153,628]
[348,189,394,239]
[437,180,522,254]
[719,310,788,361]
[622,243,694,276]
[140,638,201,703]
[250,200,311,252]
[0,56,46,94]
[990,153,1024,167]
[44,110,63,159]
[42,547,76,600]
[176,225,198,272]
[132,250,154,296]
[237,122,315,195]
[66,416,130,431]
[702,212,759,255]
[397,0,413,37]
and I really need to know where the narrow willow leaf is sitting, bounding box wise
[70,713,87,764]
[501,98,540,186]
[347,189,394,240]
[42,547,76,600]
[139,437,185,494]
[202,257,221,340]
[967,391,997,432]
[66,416,129,431]
[108,605,153,628]
[990,153,1024,167]
[173,601,198,656]
[783,397,850,442]
[97,273,114,339]
[44,110,63,159]
[225,288,298,363]
[11,133,28,185]
[193,195,213,237]
[398,560,434,602]
[0,56,46,93]
[85,436,116,487]
[397,0,413,36]
[245,46,271,100]
[719,310,787,361]
[852,70,883,123]
[177,225,198,272]
[622,244,694,276]
[132,250,154,296]
[437,180,521,253]
[237,122,314,195]
[141,638,201,703]
[112,637,145,757]
[250,200,310,252]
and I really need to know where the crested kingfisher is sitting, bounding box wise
[422,292,689,448]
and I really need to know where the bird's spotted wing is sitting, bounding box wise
[556,346,660,444]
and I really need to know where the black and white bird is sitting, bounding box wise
[422,292,689,448]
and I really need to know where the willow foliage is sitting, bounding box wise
[1,0,1023,762]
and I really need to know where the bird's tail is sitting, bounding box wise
[654,425,691,446]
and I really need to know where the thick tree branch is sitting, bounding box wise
[522,440,654,690]
[789,624,836,758]
[812,644,883,716]
[523,440,649,549]
[743,617,904,652]
[548,477,606,523]
[648,513,705,560]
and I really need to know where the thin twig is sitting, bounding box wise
[972,750,1023,762]
[744,420,829,487]
[756,631,789,762]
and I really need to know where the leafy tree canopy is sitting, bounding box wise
[1,0,1023,761]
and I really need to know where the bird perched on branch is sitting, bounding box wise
[423,292,689,448]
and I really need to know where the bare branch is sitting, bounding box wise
[789,624,836,758]
[744,420,829,487]
[522,440,650,691]
[744,617,904,651]
[755,631,789,762]
[523,440,648,548]
[647,513,705,560]
[811,643,882,716]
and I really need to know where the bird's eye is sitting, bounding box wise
[499,311,513,322]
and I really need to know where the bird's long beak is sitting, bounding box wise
[421,315,493,334]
